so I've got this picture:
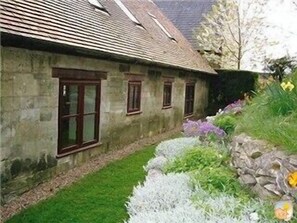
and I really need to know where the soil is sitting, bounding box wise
[1,128,181,222]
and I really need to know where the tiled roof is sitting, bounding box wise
[0,0,216,74]
[154,0,215,50]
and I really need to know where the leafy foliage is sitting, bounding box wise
[208,69,258,114]
[164,147,250,198]
[126,173,192,216]
[165,147,228,173]
[237,71,297,152]
[192,166,250,198]
[155,137,201,160]
[265,56,297,82]
[214,114,237,134]
[265,82,297,116]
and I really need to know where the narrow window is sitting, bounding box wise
[149,13,176,41]
[127,81,141,114]
[114,0,142,26]
[88,0,109,13]
[58,80,100,155]
[184,83,195,116]
[163,82,172,108]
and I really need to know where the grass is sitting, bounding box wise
[237,71,297,153]
[6,146,155,223]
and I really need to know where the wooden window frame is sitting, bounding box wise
[184,83,195,117]
[57,79,101,156]
[53,68,106,157]
[127,81,142,115]
[162,82,172,109]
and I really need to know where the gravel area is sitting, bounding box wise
[1,128,180,222]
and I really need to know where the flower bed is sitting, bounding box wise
[125,136,276,222]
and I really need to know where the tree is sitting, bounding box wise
[265,56,297,82]
[194,0,276,70]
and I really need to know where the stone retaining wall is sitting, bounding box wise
[231,134,297,200]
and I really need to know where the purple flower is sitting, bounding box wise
[183,120,226,138]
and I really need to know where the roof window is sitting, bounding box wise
[114,0,142,26]
[149,13,176,42]
[88,0,109,14]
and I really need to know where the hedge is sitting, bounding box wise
[207,69,258,115]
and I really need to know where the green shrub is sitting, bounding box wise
[213,114,237,135]
[192,166,251,199]
[265,82,297,116]
[165,147,228,173]
[208,69,258,114]
[237,71,297,153]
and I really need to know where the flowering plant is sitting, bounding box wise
[222,100,245,114]
[274,200,293,221]
[287,171,297,188]
[183,119,226,139]
[281,81,295,91]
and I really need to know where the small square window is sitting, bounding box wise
[127,81,142,114]
[163,82,172,108]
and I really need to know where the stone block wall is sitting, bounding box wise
[1,47,209,203]
[231,134,297,200]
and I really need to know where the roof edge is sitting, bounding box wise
[1,32,217,76]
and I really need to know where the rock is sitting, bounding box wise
[231,133,297,200]
[256,176,275,186]
[252,184,275,199]
[264,184,282,196]
[255,169,271,177]
[239,174,256,186]
[289,157,297,167]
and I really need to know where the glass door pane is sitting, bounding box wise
[83,114,96,142]
[61,85,78,115]
[84,85,97,113]
[60,117,77,148]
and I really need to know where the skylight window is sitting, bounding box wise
[149,13,176,41]
[88,0,104,9]
[114,0,141,26]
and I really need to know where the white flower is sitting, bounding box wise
[249,212,259,222]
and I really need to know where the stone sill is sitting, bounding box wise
[126,111,142,116]
[56,142,103,158]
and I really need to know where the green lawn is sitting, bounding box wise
[6,146,155,223]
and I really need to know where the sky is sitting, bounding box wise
[241,0,297,71]
[264,0,297,59]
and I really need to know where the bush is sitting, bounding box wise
[126,173,192,216]
[127,202,245,223]
[144,156,168,172]
[237,71,297,152]
[165,147,228,173]
[265,81,297,116]
[208,69,258,115]
[214,114,237,135]
[155,137,201,160]
[192,166,251,198]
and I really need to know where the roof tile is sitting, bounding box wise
[0,0,215,74]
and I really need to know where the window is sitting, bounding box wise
[184,83,195,116]
[149,13,176,41]
[88,0,104,9]
[127,81,141,114]
[114,0,142,26]
[163,82,172,108]
[88,0,109,14]
[58,80,100,155]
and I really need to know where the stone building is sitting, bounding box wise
[0,0,215,202]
